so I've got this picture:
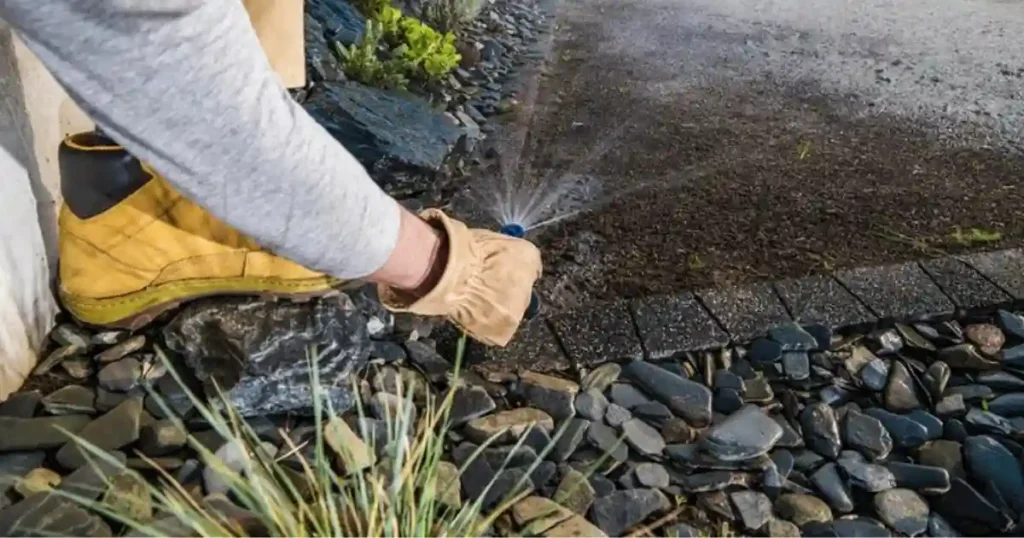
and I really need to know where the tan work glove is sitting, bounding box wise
[378,209,542,347]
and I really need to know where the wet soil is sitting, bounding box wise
[521,0,1024,312]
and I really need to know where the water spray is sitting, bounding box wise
[498,222,542,319]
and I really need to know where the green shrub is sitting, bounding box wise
[420,0,483,34]
[395,17,461,82]
[336,21,410,90]
[336,3,462,90]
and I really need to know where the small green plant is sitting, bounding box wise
[420,0,483,34]
[396,17,461,82]
[336,21,410,90]
[949,226,1002,246]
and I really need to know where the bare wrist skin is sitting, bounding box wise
[367,207,448,298]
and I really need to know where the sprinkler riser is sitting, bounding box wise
[498,222,541,319]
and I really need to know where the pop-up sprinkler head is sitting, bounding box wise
[498,222,541,319]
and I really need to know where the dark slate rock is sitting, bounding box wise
[40,386,96,415]
[776,275,876,329]
[905,410,943,440]
[674,471,752,493]
[667,522,702,537]
[700,405,783,461]
[574,389,608,421]
[774,493,834,527]
[870,329,904,355]
[304,82,462,196]
[745,377,775,405]
[633,402,673,427]
[634,462,670,489]
[58,451,128,500]
[811,462,855,513]
[587,422,627,463]
[937,344,1000,370]
[896,324,937,351]
[804,518,892,537]
[837,455,896,492]
[549,302,643,365]
[629,294,728,358]
[0,451,46,499]
[988,392,1024,417]
[885,462,950,494]
[551,418,591,462]
[996,309,1024,341]
[770,323,821,351]
[802,403,842,459]
[605,403,632,428]
[919,257,1012,310]
[661,418,697,444]
[884,361,922,413]
[55,397,142,470]
[1000,343,1024,367]
[714,370,746,392]
[943,419,969,442]
[580,363,621,393]
[0,391,41,418]
[589,473,616,498]
[306,0,365,47]
[782,352,811,381]
[935,394,967,417]
[749,338,783,363]
[622,418,665,457]
[772,449,796,478]
[873,489,929,536]
[520,372,578,422]
[963,435,1024,515]
[916,441,965,482]
[477,317,570,375]
[859,358,890,392]
[0,415,92,452]
[923,361,951,400]
[0,492,111,536]
[976,370,1024,391]
[609,384,651,410]
[946,384,994,402]
[483,445,538,470]
[588,488,670,536]
[713,389,745,415]
[934,478,1013,535]
[522,425,553,457]
[731,490,772,531]
[162,296,370,417]
[844,410,893,461]
[403,340,452,385]
[835,262,954,321]
[863,408,931,449]
[96,357,143,393]
[927,512,962,537]
[449,385,496,427]
[774,414,805,448]
[964,408,1015,436]
[304,14,344,83]
[665,444,772,473]
[483,467,533,510]
[622,360,713,427]
[958,249,1024,300]
[696,283,792,341]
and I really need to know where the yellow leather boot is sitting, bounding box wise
[57,131,341,329]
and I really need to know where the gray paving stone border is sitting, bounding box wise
[481,248,1024,374]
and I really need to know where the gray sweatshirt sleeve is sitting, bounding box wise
[0,0,402,279]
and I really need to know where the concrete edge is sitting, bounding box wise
[472,248,1024,376]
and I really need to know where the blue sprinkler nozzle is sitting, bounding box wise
[498,223,541,319]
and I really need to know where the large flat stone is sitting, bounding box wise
[549,301,643,365]
[919,257,1012,311]
[696,283,792,342]
[774,275,876,329]
[629,293,728,358]
[835,262,954,321]
[476,318,570,375]
[958,249,1024,300]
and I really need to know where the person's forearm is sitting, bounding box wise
[1,0,409,280]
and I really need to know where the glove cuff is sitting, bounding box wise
[377,209,469,315]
